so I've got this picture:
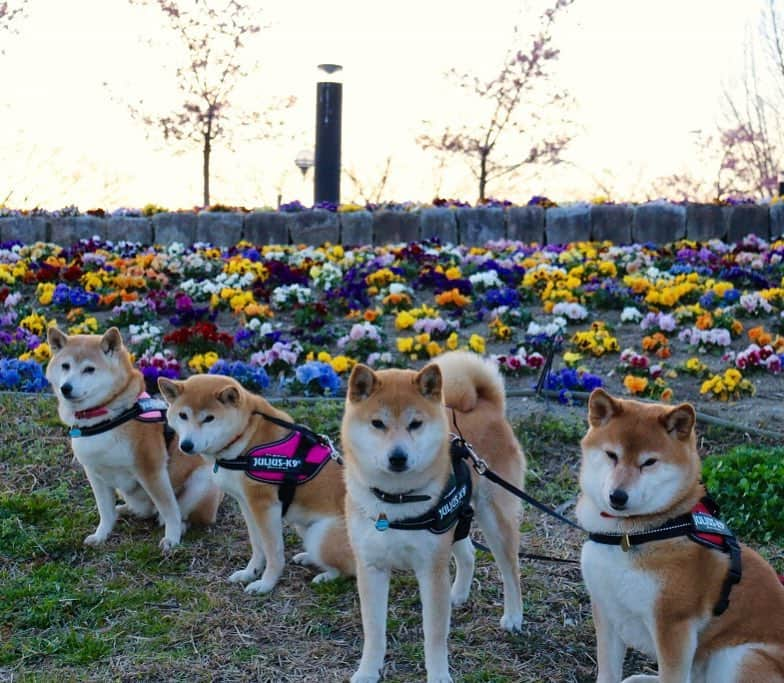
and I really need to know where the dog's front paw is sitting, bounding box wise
[84,532,109,546]
[426,674,453,683]
[350,671,381,683]
[292,552,312,566]
[450,586,470,607]
[244,577,277,594]
[312,569,340,584]
[159,536,180,552]
[228,567,259,583]
[500,611,523,632]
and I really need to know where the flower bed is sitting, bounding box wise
[3,235,784,415]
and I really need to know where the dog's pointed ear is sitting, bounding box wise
[659,403,696,441]
[158,378,182,404]
[47,326,68,353]
[100,327,123,355]
[415,363,442,400]
[348,364,379,402]
[588,388,622,428]
[216,385,240,406]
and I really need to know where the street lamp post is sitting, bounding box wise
[314,64,343,205]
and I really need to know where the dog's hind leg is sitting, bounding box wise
[450,536,475,606]
[178,465,222,526]
[298,516,355,583]
[475,493,523,631]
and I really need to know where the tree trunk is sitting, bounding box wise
[478,152,488,202]
[202,132,211,207]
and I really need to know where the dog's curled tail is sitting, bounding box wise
[433,350,506,414]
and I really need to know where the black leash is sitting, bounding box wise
[470,537,580,566]
[450,411,583,533]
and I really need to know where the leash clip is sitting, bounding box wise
[620,534,631,552]
[322,434,343,464]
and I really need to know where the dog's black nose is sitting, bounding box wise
[609,489,628,509]
[388,448,408,472]
[61,383,73,398]
[180,439,194,454]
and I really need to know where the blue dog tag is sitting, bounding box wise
[69,428,82,438]
[375,514,389,531]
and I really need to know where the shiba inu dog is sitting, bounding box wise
[158,374,354,593]
[577,388,784,683]
[46,327,222,551]
[342,351,526,683]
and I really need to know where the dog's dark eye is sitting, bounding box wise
[371,419,386,430]
[202,415,214,424]
[605,451,618,463]
[83,366,95,374]
[408,419,422,431]
[178,412,188,421]
[641,458,658,469]
[61,362,70,371]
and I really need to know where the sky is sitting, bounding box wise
[0,0,766,209]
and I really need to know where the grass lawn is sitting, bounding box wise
[1,393,781,682]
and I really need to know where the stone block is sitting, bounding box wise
[372,210,420,244]
[506,206,544,243]
[339,211,373,246]
[152,212,198,245]
[685,203,728,242]
[545,205,591,245]
[420,208,457,244]
[287,210,339,246]
[726,204,769,243]
[49,216,106,245]
[196,212,244,247]
[590,204,633,243]
[243,212,289,246]
[0,216,48,243]
[770,203,784,239]
[106,216,153,245]
[456,208,505,246]
[632,203,686,244]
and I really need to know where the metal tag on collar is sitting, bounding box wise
[620,533,631,552]
[69,427,82,438]
[375,513,390,532]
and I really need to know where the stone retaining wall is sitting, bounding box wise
[2,202,783,247]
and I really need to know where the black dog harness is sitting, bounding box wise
[588,496,742,616]
[69,394,172,441]
[372,448,474,543]
[212,411,336,518]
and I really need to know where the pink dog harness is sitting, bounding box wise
[212,410,338,517]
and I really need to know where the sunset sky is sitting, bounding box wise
[0,0,765,209]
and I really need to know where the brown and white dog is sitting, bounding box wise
[158,374,354,593]
[46,327,222,550]
[577,388,784,683]
[342,351,526,683]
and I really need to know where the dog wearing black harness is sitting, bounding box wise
[342,351,527,683]
[47,326,222,551]
[577,389,784,683]
[159,374,354,593]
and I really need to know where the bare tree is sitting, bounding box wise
[343,156,393,205]
[717,2,783,198]
[0,0,27,51]
[123,0,294,207]
[417,0,575,201]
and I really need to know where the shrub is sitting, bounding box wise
[702,446,784,544]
